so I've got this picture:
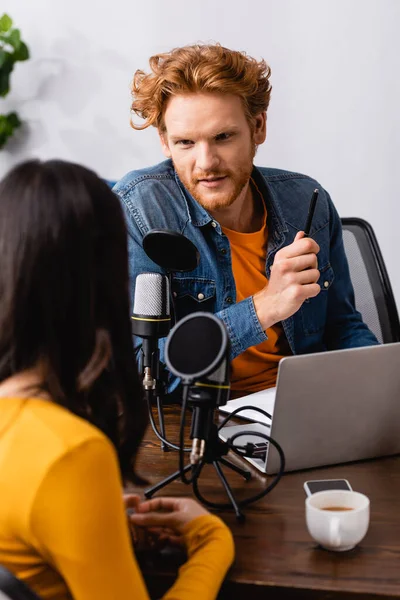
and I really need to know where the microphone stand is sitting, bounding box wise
[141,340,169,452]
[144,308,286,519]
[143,271,174,452]
[139,230,200,454]
[144,385,252,522]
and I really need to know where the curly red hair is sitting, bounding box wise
[130,43,272,131]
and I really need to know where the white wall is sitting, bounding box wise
[1,0,399,303]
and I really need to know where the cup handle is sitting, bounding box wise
[329,517,341,547]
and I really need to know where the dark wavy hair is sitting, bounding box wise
[0,160,147,482]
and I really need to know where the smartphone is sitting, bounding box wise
[303,479,352,497]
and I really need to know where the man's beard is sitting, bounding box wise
[173,150,255,212]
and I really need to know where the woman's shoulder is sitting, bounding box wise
[0,398,117,526]
[11,397,113,461]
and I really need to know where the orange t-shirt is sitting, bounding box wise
[222,204,291,393]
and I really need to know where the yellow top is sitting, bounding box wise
[0,397,234,600]
[222,203,291,393]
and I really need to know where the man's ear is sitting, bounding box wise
[159,131,171,158]
[253,112,267,145]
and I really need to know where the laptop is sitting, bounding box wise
[219,342,400,474]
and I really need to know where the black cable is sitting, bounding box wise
[184,405,285,510]
[136,337,194,452]
[227,428,285,507]
[218,405,272,430]
[135,341,193,452]
[146,369,285,511]
[179,384,203,484]
[144,389,191,452]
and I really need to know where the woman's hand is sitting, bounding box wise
[128,496,209,534]
[124,494,201,550]
[124,494,151,550]
[124,493,141,515]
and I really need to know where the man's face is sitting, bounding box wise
[160,93,266,212]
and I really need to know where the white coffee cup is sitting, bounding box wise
[306,490,370,551]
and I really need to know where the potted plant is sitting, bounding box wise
[0,13,29,149]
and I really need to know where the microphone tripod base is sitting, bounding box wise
[144,426,252,522]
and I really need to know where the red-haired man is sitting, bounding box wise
[114,44,378,397]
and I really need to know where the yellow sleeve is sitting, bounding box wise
[29,436,234,600]
[30,437,150,600]
[162,515,235,600]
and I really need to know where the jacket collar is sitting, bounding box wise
[251,167,288,238]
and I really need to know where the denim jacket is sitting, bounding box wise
[114,159,378,393]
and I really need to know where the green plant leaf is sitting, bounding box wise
[6,111,21,128]
[0,32,14,50]
[14,41,29,61]
[0,15,29,138]
[8,28,21,50]
[0,111,21,149]
[0,14,13,33]
[0,52,13,73]
[0,114,13,140]
[0,71,10,96]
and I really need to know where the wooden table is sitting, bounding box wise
[129,407,400,599]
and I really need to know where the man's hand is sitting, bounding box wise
[253,231,321,330]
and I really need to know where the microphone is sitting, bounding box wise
[143,229,199,273]
[189,359,230,464]
[136,229,198,385]
[131,272,171,391]
[142,229,200,328]
[165,312,230,464]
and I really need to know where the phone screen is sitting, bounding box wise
[305,479,351,494]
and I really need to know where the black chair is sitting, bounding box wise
[0,566,41,600]
[341,217,400,344]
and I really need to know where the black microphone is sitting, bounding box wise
[142,229,200,329]
[143,229,199,273]
[131,272,171,391]
[165,312,230,464]
[189,359,230,464]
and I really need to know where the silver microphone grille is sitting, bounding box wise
[133,273,170,317]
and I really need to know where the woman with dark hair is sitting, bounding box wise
[0,160,234,600]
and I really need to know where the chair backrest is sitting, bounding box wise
[341,217,400,344]
[0,567,41,600]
